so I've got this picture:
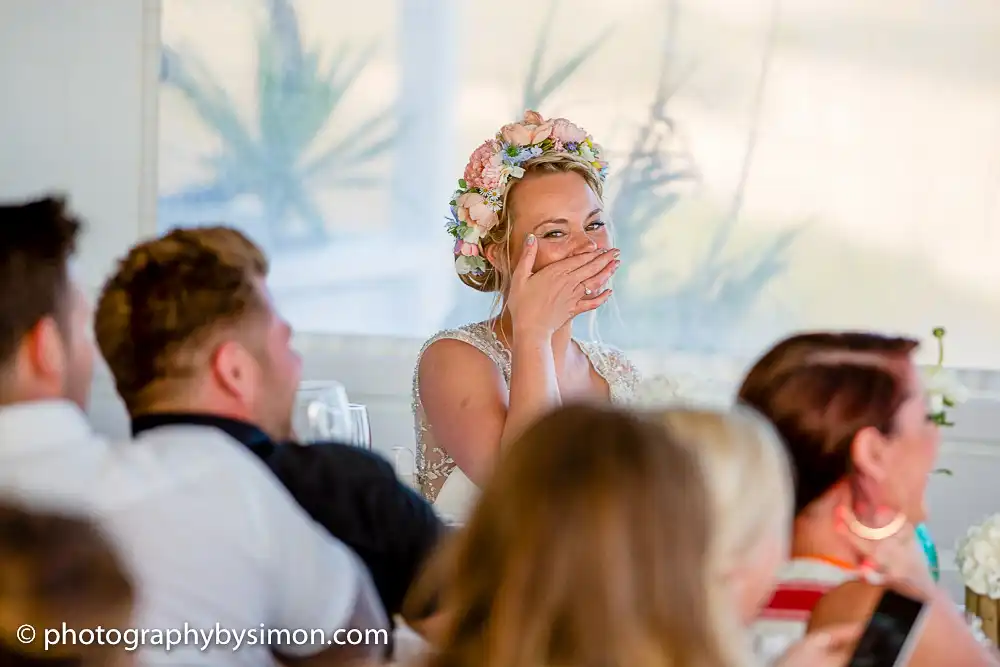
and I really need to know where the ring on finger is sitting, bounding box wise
[584,287,593,295]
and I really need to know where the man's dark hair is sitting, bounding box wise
[0,195,82,367]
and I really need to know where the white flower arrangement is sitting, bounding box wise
[956,514,1000,599]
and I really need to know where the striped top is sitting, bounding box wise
[751,558,858,664]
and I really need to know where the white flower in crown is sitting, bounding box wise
[956,514,1000,599]
[923,327,968,427]
[631,374,680,407]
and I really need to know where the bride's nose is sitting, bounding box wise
[570,233,598,255]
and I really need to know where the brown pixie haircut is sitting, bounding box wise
[94,226,269,413]
[408,404,735,667]
[0,196,81,369]
[0,503,134,666]
[737,332,919,514]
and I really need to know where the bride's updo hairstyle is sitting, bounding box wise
[408,404,738,667]
[736,332,919,514]
[447,110,608,296]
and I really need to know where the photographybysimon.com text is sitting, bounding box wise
[15,622,389,652]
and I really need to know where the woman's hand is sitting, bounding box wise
[839,506,936,598]
[506,234,619,337]
[774,624,862,667]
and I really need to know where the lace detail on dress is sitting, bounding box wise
[411,322,640,502]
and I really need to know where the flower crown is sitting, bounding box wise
[446,110,608,277]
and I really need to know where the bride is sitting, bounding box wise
[412,110,641,520]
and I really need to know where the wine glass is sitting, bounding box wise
[347,404,372,449]
[391,446,416,488]
[292,381,352,443]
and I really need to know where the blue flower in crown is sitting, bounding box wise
[448,110,608,277]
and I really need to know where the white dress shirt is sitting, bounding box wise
[0,400,371,667]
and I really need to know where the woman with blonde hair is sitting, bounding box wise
[650,406,860,666]
[408,404,853,667]
[412,111,640,520]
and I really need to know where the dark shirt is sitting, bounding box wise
[131,413,446,623]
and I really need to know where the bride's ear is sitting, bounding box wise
[484,243,506,273]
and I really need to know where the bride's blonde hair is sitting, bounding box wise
[647,406,795,662]
[408,404,742,667]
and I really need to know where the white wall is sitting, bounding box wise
[3,0,1000,605]
[0,0,160,293]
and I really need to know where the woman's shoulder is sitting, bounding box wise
[414,321,510,382]
[417,321,501,358]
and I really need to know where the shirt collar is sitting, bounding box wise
[0,400,99,455]
[131,413,274,450]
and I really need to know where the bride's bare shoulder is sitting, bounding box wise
[416,325,507,397]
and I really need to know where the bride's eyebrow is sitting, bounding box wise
[532,208,603,230]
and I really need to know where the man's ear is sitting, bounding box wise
[209,339,259,403]
[24,316,66,381]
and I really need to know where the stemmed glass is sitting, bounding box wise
[391,446,416,488]
[292,381,352,443]
[347,404,372,449]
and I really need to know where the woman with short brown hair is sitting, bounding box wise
[740,332,997,666]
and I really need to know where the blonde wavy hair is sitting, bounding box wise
[460,151,606,302]
[647,406,795,662]
[407,404,744,667]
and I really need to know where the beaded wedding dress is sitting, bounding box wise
[411,321,641,522]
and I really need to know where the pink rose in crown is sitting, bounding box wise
[523,110,545,125]
[455,192,499,232]
[457,240,480,257]
[500,110,554,147]
[480,152,505,191]
[551,118,587,144]
[463,140,496,190]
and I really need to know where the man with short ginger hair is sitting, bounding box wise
[95,226,446,642]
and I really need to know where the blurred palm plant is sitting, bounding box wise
[609,0,802,351]
[520,0,614,112]
[159,0,396,247]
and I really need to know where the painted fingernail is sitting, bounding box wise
[614,260,621,268]
[526,234,535,245]
[613,249,621,258]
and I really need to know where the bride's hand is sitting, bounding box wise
[838,506,936,597]
[506,235,619,337]
[774,624,862,667]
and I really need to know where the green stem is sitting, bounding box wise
[937,335,944,367]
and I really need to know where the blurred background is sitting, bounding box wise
[4,0,1000,601]
[157,0,1000,367]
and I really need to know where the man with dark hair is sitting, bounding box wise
[0,196,93,408]
[0,196,388,667]
[94,225,445,636]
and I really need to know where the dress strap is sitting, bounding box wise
[414,321,512,384]
[577,341,642,401]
